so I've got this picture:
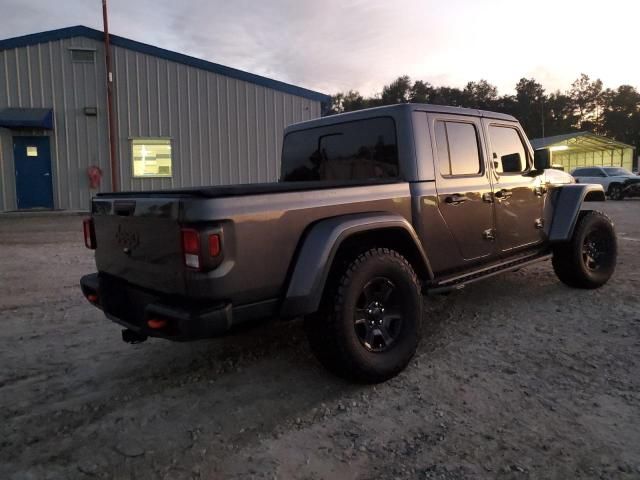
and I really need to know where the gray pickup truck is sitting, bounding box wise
[81,104,617,383]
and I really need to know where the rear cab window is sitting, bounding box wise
[280,117,399,182]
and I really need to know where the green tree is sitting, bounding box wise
[409,80,434,103]
[430,86,466,106]
[514,78,545,138]
[463,80,498,109]
[329,90,367,114]
[569,73,603,131]
[602,85,640,151]
[544,91,578,136]
[380,75,413,104]
[328,75,640,169]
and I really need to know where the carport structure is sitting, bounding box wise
[530,132,635,172]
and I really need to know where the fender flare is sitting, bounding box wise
[548,184,606,242]
[280,212,433,318]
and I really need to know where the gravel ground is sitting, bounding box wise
[1,202,639,480]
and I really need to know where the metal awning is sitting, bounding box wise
[0,108,53,129]
[530,132,633,153]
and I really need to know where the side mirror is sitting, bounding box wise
[534,149,551,170]
[502,153,522,173]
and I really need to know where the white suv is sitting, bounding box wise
[571,166,640,200]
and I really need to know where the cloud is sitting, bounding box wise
[1,0,639,97]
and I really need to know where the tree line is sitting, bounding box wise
[329,74,640,153]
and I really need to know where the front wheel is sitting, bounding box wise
[552,211,617,289]
[609,183,624,200]
[305,248,423,383]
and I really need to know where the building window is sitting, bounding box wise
[70,48,95,63]
[132,138,172,178]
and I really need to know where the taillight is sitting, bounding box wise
[83,218,96,249]
[209,234,220,257]
[181,228,201,269]
[180,229,222,270]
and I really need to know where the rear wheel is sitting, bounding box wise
[552,211,617,289]
[608,183,624,200]
[305,248,422,383]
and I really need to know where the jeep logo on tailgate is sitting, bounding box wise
[115,224,140,254]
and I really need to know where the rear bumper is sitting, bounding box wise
[80,273,236,341]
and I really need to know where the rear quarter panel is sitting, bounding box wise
[182,183,413,305]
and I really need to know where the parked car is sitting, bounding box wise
[81,104,616,383]
[571,166,640,200]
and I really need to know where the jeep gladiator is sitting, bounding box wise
[81,104,617,383]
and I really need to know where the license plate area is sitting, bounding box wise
[99,274,158,326]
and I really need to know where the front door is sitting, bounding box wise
[482,121,544,252]
[429,114,496,263]
[14,136,53,209]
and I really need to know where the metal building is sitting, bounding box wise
[530,132,635,172]
[0,26,329,211]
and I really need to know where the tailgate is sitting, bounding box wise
[92,198,186,295]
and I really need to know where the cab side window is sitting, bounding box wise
[434,120,482,176]
[488,126,528,174]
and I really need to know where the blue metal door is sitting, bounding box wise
[14,136,54,209]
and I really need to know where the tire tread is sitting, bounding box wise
[305,248,421,383]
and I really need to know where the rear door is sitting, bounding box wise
[13,136,54,209]
[483,121,544,252]
[428,114,496,262]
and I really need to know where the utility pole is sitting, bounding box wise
[102,0,118,191]
[541,96,545,139]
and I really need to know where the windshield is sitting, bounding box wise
[605,168,632,176]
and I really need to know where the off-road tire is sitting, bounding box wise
[608,183,624,201]
[305,248,422,383]
[552,211,616,289]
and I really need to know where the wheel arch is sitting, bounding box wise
[280,213,433,318]
[548,184,606,242]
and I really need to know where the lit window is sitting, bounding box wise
[70,49,95,63]
[132,139,172,178]
[27,146,38,157]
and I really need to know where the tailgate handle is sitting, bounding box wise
[114,201,136,216]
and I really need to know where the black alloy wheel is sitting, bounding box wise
[609,184,624,201]
[552,211,617,289]
[582,229,614,272]
[354,277,404,353]
[305,248,423,383]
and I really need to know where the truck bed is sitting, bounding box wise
[96,179,401,199]
[92,181,413,307]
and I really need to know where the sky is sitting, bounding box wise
[1,0,638,97]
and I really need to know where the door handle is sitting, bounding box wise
[495,189,512,200]
[44,173,50,176]
[445,194,468,205]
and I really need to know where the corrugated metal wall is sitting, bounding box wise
[0,35,322,211]
[111,44,320,192]
[0,36,107,211]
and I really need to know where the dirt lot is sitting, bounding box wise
[1,202,639,480]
